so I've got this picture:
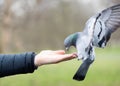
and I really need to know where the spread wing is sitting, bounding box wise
[92,4,120,47]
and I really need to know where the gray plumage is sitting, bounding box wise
[64,4,120,81]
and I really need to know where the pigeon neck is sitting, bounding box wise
[72,33,78,46]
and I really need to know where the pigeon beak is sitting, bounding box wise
[66,47,69,51]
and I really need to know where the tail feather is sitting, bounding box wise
[73,58,94,81]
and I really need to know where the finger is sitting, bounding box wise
[62,53,77,60]
[55,53,77,63]
[53,50,65,54]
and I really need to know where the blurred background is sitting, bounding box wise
[0,0,120,86]
[0,0,120,53]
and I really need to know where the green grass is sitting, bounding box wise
[0,46,120,86]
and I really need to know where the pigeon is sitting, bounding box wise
[64,4,120,81]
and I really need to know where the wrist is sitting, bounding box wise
[34,54,44,67]
[34,55,39,67]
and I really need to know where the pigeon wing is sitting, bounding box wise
[91,4,120,47]
[99,4,120,33]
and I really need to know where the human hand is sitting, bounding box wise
[34,50,77,66]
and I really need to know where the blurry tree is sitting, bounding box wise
[1,0,13,53]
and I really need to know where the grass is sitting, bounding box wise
[0,46,120,86]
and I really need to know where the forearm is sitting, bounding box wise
[0,52,38,77]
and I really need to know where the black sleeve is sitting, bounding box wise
[0,52,38,78]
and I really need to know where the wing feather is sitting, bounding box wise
[103,4,120,32]
[92,4,120,47]
[83,4,120,48]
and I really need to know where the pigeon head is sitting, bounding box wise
[64,33,78,51]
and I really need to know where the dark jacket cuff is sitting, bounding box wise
[0,52,38,77]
